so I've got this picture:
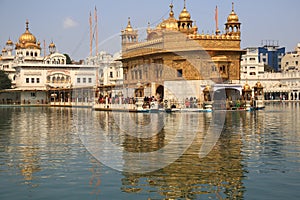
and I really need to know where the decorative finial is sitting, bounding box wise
[127,17,131,27]
[184,0,186,8]
[26,19,29,31]
[170,3,173,10]
[169,3,174,17]
[232,2,235,12]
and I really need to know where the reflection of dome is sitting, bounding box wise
[19,20,37,44]
[227,3,239,23]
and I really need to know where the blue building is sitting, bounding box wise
[258,43,285,72]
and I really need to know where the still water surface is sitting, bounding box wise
[0,103,299,199]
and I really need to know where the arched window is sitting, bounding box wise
[233,26,238,32]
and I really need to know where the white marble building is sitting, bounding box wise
[0,20,97,104]
[240,47,265,79]
[85,51,123,98]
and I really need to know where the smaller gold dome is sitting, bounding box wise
[192,21,198,33]
[227,3,239,23]
[243,83,251,91]
[125,17,133,32]
[179,1,191,21]
[2,48,7,53]
[203,85,211,92]
[227,12,239,23]
[179,7,191,21]
[157,4,178,31]
[255,81,263,88]
[49,42,56,48]
[6,39,13,45]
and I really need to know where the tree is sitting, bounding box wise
[0,70,12,90]
[64,54,72,64]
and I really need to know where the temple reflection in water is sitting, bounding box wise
[1,99,299,199]
[90,110,262,199]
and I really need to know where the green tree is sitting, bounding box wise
[0,70,12,90]
[64,54,72,64]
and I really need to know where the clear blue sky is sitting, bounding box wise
[1,0,299,61]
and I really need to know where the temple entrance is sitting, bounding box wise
[156,85,164,100]
[213,88,241,110]
[135,88,144,97]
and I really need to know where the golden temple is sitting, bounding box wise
[119,1,243,99]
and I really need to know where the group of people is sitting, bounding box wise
[97,96,136,104]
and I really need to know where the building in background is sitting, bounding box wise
[85,51,123,98]
[281,43,300,72]
[240,47,265,80]
[258,41,285,72]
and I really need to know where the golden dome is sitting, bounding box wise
[157,4,178,31]
[203,85,211,92]
[19,20,37,44]
[227,3,239,23]
[49,41,56,48]
[192,22,198,33]
[179,7,191,21]
[255,81,263,88]
[2,48,7,53]
[243,83,251,91]
[6,39,13,45]
[125,17,133,32]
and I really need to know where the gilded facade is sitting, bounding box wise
[120,2,244,98]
